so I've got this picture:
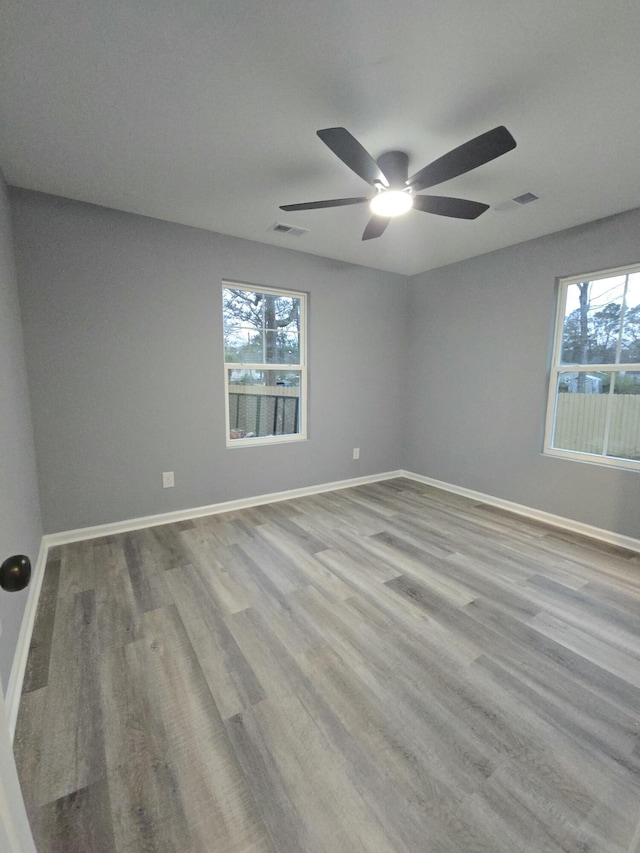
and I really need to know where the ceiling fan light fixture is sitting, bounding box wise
[370,190,413,218]
[281,125,516,239]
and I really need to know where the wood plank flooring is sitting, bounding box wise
[13,478,640,852]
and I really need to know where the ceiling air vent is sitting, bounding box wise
[513,192,538,205]
[269,222,309,237]
[494,191,539,212]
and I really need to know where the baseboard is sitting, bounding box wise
[5,537,49,740]
[401,470,640,553]
[45,470,403,546]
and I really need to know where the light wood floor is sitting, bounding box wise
[14,478,640,852]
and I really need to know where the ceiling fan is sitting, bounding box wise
[280,125,517,240]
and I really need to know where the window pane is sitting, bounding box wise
[620,273,640,362]
[224,324,264,363]
[223,289,264,361]
[263,294,301,364]
[227,369,301,440]
[552,371,608,455]
[607,371,640,461]
[223,288,300,364]
[561,276,626,365]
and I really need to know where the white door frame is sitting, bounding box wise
[0,670,37,851]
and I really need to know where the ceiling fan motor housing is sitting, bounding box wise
[376,150,409,188]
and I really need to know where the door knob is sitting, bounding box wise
[0,555,31,592]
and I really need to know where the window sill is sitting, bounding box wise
[543,447,640,473]
[226,434,308,449]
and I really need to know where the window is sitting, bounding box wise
[544,264,640,470]
[222,284,307,447]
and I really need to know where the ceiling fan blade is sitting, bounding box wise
[413,195,490,219]
[362,215,390,240]
[280,196,369,212]
[407,126,516,192]
[317,127,389,187]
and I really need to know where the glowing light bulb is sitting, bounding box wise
[370,190,413,217]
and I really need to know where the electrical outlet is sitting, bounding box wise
[353,447,360,460]
[162,471,175,488]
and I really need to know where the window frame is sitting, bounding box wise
[222,282,307,448]
[543,262,640,472]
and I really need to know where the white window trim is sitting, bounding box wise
[543,263,640,472]
[222,282,307,448]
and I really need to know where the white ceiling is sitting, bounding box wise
[2,0,640,276]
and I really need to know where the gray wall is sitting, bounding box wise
[405,207,640,540]
[0,175,42,688]
[11,190,408,533]
[8,186,640,545]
